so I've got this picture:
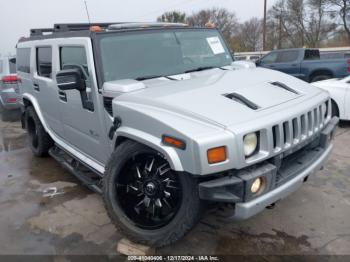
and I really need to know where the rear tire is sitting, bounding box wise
[25,106,53,157]
[103,140,203,247]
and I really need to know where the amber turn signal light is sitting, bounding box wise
[90,26,103,32]
[162,135,186,150]
[207,147,227,164]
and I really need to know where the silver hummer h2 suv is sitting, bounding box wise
[17,23,338,247]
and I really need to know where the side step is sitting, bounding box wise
[48,146,103,194]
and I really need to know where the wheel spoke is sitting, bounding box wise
[164,191,171,198]
[144,196,151,208]
[157,163,171,176]
[155,198,162,208]
[163,198,172,208]
[145,158,155,173]
[136,166,142,179]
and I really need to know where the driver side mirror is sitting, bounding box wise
[255,58,262,66]
[56,69,86,91]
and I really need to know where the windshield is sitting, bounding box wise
[98,29,233,82]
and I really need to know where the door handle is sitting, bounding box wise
[58,90,67,102]
[33,83,40,91]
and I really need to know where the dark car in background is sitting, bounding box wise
[256,48,350,83]
[0,56,20,121]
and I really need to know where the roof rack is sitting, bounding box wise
[30,22,126,36]
[29,22,190,37]
[108,22,188,30]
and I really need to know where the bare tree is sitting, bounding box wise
[326,0,350,41]
[186,7,239,49]
[238,18,263,51]
[267,0,336,48]
[157,11,187,23]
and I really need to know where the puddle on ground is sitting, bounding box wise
[0,120,28,153]
[215,229,312,255]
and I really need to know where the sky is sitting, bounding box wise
[0,0,277,55]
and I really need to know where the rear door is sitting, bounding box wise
[33,46,64,137]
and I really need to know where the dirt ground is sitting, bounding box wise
[0,118,349,256]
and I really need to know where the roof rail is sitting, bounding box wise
[53,23,125,32]
[108,22,188,30]
[29,23,127,36]
[30,28,55,36]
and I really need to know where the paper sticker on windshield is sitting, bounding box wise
[206,37,225,55]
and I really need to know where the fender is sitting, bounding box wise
[22,93,106,174]
[115,126,184,171]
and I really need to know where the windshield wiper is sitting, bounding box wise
[135,75,164,81]
[184,66,215,73]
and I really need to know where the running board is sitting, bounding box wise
[48,146,103,194]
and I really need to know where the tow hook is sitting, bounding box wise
[108,117,122,140]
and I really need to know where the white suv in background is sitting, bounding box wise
[0,56,20,121]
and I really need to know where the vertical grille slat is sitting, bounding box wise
[313,108,318,131]
[267,101,329,158]
[300,114,307,138]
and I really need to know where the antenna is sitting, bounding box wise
[84,0,91,24]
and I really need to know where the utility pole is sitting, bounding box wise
[263,0,267,51]
[278,13,282,49]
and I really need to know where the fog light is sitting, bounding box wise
[251,177,263,194]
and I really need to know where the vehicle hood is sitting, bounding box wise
[117,68,326,128]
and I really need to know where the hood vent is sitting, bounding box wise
[270,81,299,95]
[224,93,260,110]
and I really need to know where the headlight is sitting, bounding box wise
[243,133,258,157]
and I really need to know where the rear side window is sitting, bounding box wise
[17,48,31,73]
[37,47,52,78]
[304,50,320,60]
[9,58,16,74]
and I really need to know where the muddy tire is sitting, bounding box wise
[25,106,53,157]
[103,140,203,247]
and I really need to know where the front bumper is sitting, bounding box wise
[199,117,338,220]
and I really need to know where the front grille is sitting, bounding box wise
[271,101,329,151]
[103,97,113,116]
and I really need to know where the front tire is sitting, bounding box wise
[103,141,203,247]
[25,106,53,157]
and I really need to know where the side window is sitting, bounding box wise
[60,46,90,87]
[9,58,16,74]
[261,52,278,64]
[17,48,31,73]
[277,51,299,63]
[37,47,52,78]
[0,60,3,73]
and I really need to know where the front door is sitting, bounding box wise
[260,50,301,78]
[56,40,108,164]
